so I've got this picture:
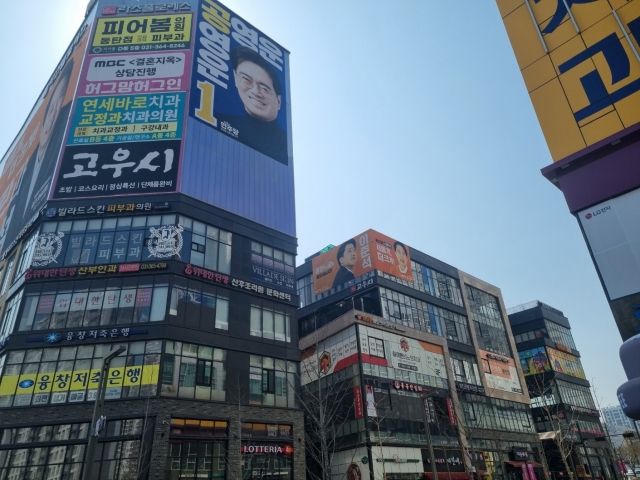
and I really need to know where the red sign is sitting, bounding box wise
[354,386,363,419]
[392,380,423,392]
[446,398,456,426]
[101,6,117,14]
[118,263,140,273]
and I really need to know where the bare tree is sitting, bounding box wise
[299,347,357,480]
[527,374,579,479]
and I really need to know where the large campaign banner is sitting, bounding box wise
[50,4,194,201]
[0,16,93,258]
[182,0,295,236]
[312,230,413,296]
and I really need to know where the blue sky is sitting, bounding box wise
[0,0,626,407]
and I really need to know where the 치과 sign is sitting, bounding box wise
[497,0,640,161]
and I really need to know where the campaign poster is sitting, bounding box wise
[312,229,413,296]
[90,14,192,54]
[365,385,377,418]
[479,350,523,395]
[0,16,93,258]
[52,140,181,199]
[181,0,295,236]
[189,1,288,165]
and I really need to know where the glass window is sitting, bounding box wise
[1,256,15,295]
[162,341,226,401]
[18,281,171,332]
[249,301,291,342]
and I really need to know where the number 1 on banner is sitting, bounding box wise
[195,81,217,127]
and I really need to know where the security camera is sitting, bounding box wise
[162,421,170,426]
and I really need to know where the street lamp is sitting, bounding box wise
[82,345,126,480]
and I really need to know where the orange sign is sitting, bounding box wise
[311,229,413,296]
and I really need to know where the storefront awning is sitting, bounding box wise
[505,462,544,468]
[425,473,471,480]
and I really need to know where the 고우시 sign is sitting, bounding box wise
[52,140,181,199]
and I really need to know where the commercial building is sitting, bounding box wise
[495,0,640,417]
[508,301,616,480]
[0,1,303,479]
[297,230,542,480]
[601,406,640,449]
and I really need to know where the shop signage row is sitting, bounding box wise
[184,264,293,302]
[391,380,424,392]
[25,262,167,280]
[355,314,405,332]
[26,328,148,345]
[455,381,486,396]
[46,202,157,217]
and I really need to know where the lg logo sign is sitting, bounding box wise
[584,206,611,220]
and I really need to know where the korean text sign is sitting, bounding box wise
[311,229,413,296]
[497,0,640,161]
[189,0,290,166]
[91,14,192,54]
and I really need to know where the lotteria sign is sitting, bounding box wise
[241,445,293,455]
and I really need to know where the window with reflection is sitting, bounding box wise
[161,341,226,401]
[18,276,169,332]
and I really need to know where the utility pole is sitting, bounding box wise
[82,345,126,480]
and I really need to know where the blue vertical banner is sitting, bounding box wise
[184,0,295,236]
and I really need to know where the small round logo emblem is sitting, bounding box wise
[45,333,62,343]
[19,379,35,389]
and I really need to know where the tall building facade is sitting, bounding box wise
[494,0,640,418]
[0,1,303,479]
[297,230,542,480]
[508,301,615,480]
